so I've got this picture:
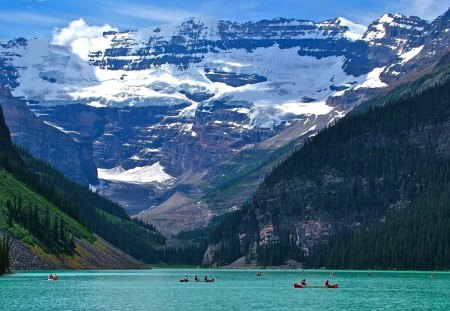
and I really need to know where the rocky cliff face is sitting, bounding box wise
[204,61,450,267]
[0,10,449,231]
[91,17,371,75]
[0,98,11,143]
[328,10,449,107]
[0,87,98,185]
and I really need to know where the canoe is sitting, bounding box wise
[293,283,338,288]
[181,279,214,283]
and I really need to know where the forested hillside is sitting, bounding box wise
[204,58,450,270]
[0,104,167,268]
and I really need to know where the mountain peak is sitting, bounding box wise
[363,12,428,42]
[379,12,405,22]
[335,17,367,40]
[173,16,223,31]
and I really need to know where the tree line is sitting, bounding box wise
[0,104,167,263]
[5,197,75,254]
[203,69,450,269]
[0,235,10,275]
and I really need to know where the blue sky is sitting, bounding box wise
[0,0,448,40]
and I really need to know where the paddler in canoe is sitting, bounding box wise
[204,276,214,282]
[48,274,59,281]
[325,280,338,288]
[301,279,307,286]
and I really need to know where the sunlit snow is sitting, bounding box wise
[354,67,387,89]
[4,16,398,129]
[337,17,367,41]
[399,45,424,64]
[98,162,174,184]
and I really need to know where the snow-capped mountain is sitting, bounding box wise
[3,17,373,118]
[0,9,449,231]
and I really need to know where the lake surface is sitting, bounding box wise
[1,269,449,310]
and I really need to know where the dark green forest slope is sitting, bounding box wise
[0,236,9,274]
[0,104,167,268]
[205,58,450,270]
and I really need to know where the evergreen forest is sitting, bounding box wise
[203,65,450,270]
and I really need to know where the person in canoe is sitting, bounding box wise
[301,279,307,286]
[194,275,199,281]
[203,276,214,282]
[184,276,188,281]
[48,274,59,281]
[325,279,338,288]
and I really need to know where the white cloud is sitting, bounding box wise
[51,19,118,60]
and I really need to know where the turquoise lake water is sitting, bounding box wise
[1,269,449,310]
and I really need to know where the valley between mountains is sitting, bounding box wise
[0,7,449,269]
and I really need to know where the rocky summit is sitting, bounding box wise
[0,10,449,233]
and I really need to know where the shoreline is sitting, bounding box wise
[4,268,448,273]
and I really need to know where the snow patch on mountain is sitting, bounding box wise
[87,101,108,108]
[12,40,99,102]
[8,38,365,128]
[363,13,429,44]
[68,65,197,107]
[135,16,222,44]
[98,162,174,184]
[199,46,362,127]
[4,13,432,131]
[43,121,80,134]
[399,45,424,64]
[336,17,367,41]
[276,101,333,116]
[355,67,387,89]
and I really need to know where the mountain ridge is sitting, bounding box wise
[0,103,172,269]
[202,53,450,269]
[0,9,449,235]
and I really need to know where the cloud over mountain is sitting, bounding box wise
[52,19,118,60]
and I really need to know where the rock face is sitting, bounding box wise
[0,10,449,230]
[91,17,371,75]
[0,98,11,143]
[0,87,98,185]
